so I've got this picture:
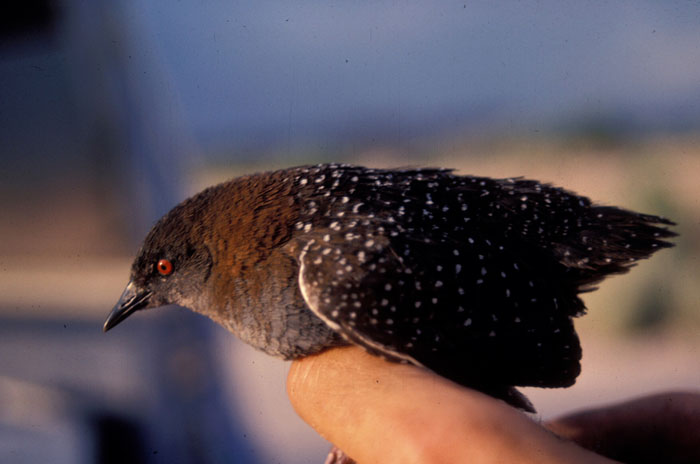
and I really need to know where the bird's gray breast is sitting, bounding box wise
[218,250,344,359]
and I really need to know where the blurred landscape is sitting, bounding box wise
[1,1,699,463]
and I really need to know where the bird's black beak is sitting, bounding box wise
[103,281,152,332]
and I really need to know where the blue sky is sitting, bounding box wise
[124,1,700,148]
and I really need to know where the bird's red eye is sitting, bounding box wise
[157,259,173,276]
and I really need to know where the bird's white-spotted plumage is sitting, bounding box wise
[109,163,675,410]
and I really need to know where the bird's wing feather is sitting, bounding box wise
[295,216,582,390]
[297,231,423,366]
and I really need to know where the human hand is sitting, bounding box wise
[546,391,700,464]
[287,346,619,463]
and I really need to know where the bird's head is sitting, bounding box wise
[103,201,213,332]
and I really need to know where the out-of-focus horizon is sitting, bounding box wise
[1,1,699,463]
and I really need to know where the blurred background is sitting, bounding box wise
[1,1,699,462]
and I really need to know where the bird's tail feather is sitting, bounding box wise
[555,206,676,289]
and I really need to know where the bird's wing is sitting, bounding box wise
[296,230,423,366]
[295,217,583,391]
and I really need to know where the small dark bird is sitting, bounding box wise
[104,164,675,411]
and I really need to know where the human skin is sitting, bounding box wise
[546,391,700,463]
[287,346,619,464]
